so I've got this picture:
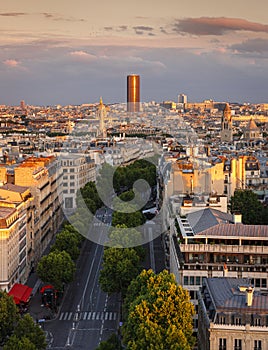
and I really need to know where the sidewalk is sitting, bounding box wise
[27,271,54,323]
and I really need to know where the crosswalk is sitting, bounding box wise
[59,311,117,322]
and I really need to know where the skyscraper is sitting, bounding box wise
[127,74,140,112]
[178,94,187,104]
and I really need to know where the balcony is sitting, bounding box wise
[180,244,268,255]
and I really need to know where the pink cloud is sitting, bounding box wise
[174,17,268,36]
[69,51,96,61]
[3,59,20,67]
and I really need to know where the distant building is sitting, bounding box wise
[221,103,233,143]
[198,277,268,350]
[20,100,26,111]
[178,93,187,104]
[127,75,140,113]
[243,118,262,142]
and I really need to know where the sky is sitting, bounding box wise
[1,0,268,105]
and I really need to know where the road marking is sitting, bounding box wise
[58,310,118,321]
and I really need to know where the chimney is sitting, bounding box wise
[246,287,254,306]
[233,213,242,224]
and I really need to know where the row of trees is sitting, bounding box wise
[0,292,46,349]
[37,224,83,292]
[123,269,195,349]
[97,269,195,350]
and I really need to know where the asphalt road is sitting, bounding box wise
[45,208,120,350]
[44,207,166,349]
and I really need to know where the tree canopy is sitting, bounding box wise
[99,247,142,296]
[37,250,75,290]
[51,229,81,260]
[122,269,195,350]
[3,314,46,350]
[229,189,268,224]
[0,291,19,344]
[95,334,122,350]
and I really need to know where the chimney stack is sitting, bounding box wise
[246,287,254,306]
[233,213,242,224]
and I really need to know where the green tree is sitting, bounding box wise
[112,203,145,228]
[3,335,36,350]
[99,248,142,296]
[96,334,122,350]
[51,229,81,260]
[37,250,75,290]
[4,314,46,350]
[0,291,19,344]
[123,269,195,350]
[229,189,268,224]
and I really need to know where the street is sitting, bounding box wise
[45,209,120,349]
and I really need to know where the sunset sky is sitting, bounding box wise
[1,0,268,105]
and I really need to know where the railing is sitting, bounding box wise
[180,244,268,254]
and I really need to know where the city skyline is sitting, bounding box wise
[1,0,268,105]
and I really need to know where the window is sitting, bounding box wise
[234,339,242,350]
[219,338,226,350]
[70,189,75,194]
[65,197,73,209]
[254,318,261,326]
[261,279,267,288]
[70,175,75,179]
[70,182,75,187]
[63,182,68,187]
[184,276,189,285]
[63,190,68,194]
[234,317,241,325]
[70,168,75,173]
[190,276,194,285]
[63,169,67,173]
[196,276,201,285]
[219,315,226,325]
[254,340,262,350]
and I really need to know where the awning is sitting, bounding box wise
[8,283,33,304]
[40,284,54,294]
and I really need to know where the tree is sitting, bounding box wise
[112,203,145,228]
[0,291,19,344]
[3,335,36,350]
[99,248,142,296]
[96,334,122,350]
[37,250,75,290]
[229,189,268,224]
[51,229,81,260]
[122,269,195,350]
[4,314,46,350]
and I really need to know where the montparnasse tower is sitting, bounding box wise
[220,103,233,143]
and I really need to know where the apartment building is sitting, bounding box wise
[168,208,268,330]
[0,185,33,290]
[198,277,268,350]
[60,154,96,211]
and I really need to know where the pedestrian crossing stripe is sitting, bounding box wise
[59,311,117,321]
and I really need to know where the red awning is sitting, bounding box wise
[40,284,54,294]
[8,283,33,305]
